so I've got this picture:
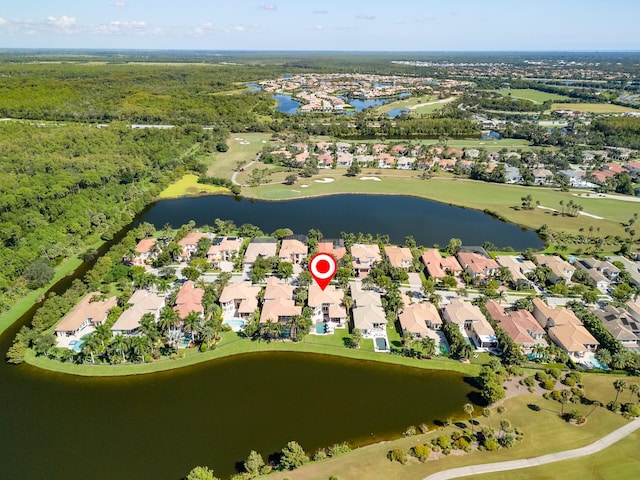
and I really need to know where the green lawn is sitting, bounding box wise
[25,330,481,377]
[156,174,228,199]
[246,174,637,238]
[261,393,629,480]
[551,103,640,113]
[206,132,271,178]
[495,89,571,104]
[374,95,438,114]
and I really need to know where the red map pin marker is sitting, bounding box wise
[309,252,337,291]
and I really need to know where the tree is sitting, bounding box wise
[346,163,361,176]
[446,238,462,255]
[277,261,294,283]
[349,328,362,349]
[463,403,475,432]
[183,311,202,345]
[24,257,55,289]
[244,450,265,476]
[482,407,493,430]
[421,336,436,357]
[186,466,219,480]
[284,174,297,185]
[613,379,627,404]
[630,384,640,404]
[280,441,309,470]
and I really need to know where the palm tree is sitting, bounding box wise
[421,336,436,357]
[261,319,282,342]
[630,384,640,404]
[199,322,216,349]
[561,389,572,415]
[463,403,475,432]
[157,307,179,333]
[482,407,492,431]
[532,343,547,362]
[499,419,511,439]
[139,313,159,342]
[460,343,474,360]
[166,329,183,350]
[287,315,308,342]
[183,311,202,345]
[81,334,101,364]
[154,277,171,295]
[110,334,128,363]
[496,405,506,422]
[131,335,151,363]
[94,323,112,348]
[613,379,627,404]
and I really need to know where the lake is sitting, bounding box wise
[138,194,543,250]
[0,342,476,479]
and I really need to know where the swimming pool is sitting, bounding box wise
[69,339,85,353]
[315,322,327,334]
[223,318,246,332]
[375,337,388,351]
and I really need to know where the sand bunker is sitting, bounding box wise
[537,205,603,220]
[301,185,309,188]
[360,176,382,182]
[314,178,335,183]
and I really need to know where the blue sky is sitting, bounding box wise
[0,0,638,51]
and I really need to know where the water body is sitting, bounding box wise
[387,107,410,118]
[274,93,302,114]
[0,343,475,479]
[138,194,543,250]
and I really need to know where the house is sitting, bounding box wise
[350,282,387,338]
[626,300,640,324]
[131,238,158,266]
[624,161,640,174]
[377,153,395,169]
[219,282,261,320]
[111,290,165,336]
[437,158,457,171]
[337,152,353,167]
[318,239,346,261]
[260,277,301,325]
[177,232,210,260]
[535,254,575,284]
[445,148,464,158]
[384,246,413,271]
[244,238,278,265]
[457,250,499,280]
[396,157,415,170]
[464,148,480,159]
[485,301,546,353]
[55,293,118,343]
[308,283,347,329]
[279,236,308,264]
[532,298,598,358]
[504,165,521,184]
[578,258,620,281]
[593,305,640,353]
[317,153,334,168]
[174,280,205,319]
[399,301,442,338]
[532,168,554,185]
[351,243,381,277]
[442,299,496,349]
[391,144,408,156]
[495,255,536,282]
[372,143,387,154]
[421,249,463,280]
[206,236,243,266]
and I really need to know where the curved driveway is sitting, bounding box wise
[423,418,640,480]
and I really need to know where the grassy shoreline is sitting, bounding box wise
[24,331,481,377]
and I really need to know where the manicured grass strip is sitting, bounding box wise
[551,103,640,113]
[156,174,227,199]
[24,331,481,377]
[262,394,629,480]
[206,132,271,178]
[0,256,83,335]
[494,89,571,104]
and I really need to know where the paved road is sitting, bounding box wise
[423,418,640,480]
[231,160,256,186]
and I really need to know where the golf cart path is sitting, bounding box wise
[423,417,640,480]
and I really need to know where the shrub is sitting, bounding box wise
[387,449,408,464]
[403,425,417,436]
[313,450,327,461]
[453,436,470,450]
[484,437,500,451]
[549,390,563,402]
[623,403,640,417]
[508,366,524,376]
[521,376,535,387]
[546,368,562,379]
[433,435,451,450]
[327,443,351,457]
[535,371,549,382]
[418,423,430,434]
[562,376,576,387]
[541,380,556,391]
[411,444,431,462]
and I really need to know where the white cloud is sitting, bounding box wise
[0,17,7,26]
[47,16,76,29]
[355,14,375,20]
[261,3,277,10]
[313,10,328,15]
[233,25,246,32]
[113,1,127,7]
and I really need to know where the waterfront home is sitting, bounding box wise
[421,249,463,280]
[178,232,211,260]
[318,239,346,261]
[279,236,308,264]
[577,258,620,282]
[535,254,575,284]
[112,290,165,336]
[442,299,496,349]
[308,283,347,329]
[55,293,118,346]
[244,238,278,266]
[260,277,301,325]
[456,250,499,281]
[317,153,334,168]
[485,302,546,353]
[532,168,554,185]
[384,246,413,271]
[351,243,381,277]
[377,153,395,169]
[532,298,598,359]
[174,280,205,319]
[350,282,387,338]
[219,282,261,320]
[396,157,415,170]
[337,152,353,167]
[593,305,640,353]
[131,238,158,266]
[206,236,243,266]
[399,301,442,338]
[437,158,457,171]
[495,255,536,282]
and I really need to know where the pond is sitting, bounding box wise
[138,194,543,250]
[0,344,476,479]
[274,94,302,114]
